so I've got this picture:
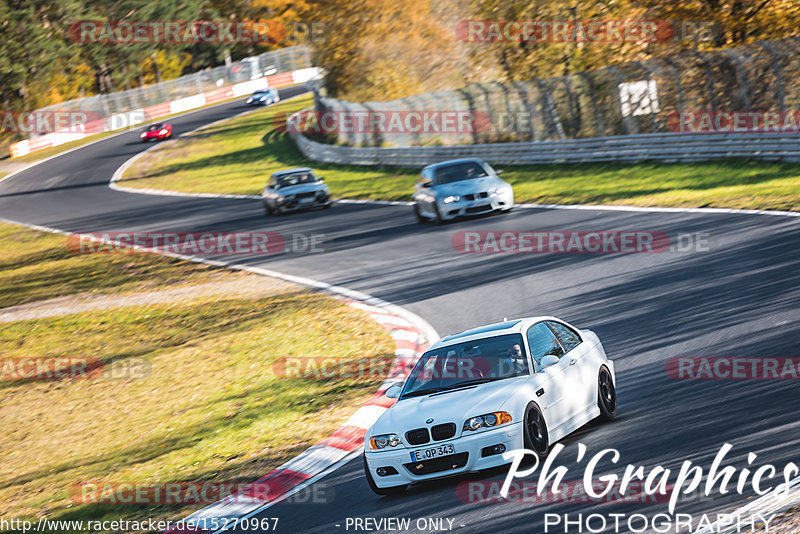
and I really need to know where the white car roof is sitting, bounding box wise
[430,316,562,349]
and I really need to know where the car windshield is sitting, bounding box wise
[146,124,162,132]
[252,90,267,95]
[274,172,317,189]
[400,333,529,398]
[434,161,488,185]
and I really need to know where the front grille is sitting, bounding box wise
[405,428,430,445]
[295,191,316,199]
[431,423,456,441]
[465,204,492,213]
[464,194,475,201]
[404,453,469,475]
[478,192,489,198]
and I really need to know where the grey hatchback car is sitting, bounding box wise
[262,168,332,215]
[412,158,513,223]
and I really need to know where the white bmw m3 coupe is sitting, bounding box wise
[363,317,617,495]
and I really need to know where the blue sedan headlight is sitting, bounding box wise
[443,195,460,204]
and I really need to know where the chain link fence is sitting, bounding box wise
[26,46,311,139]
[311,38,800,147]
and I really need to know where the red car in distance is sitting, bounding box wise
[140,123,172,142]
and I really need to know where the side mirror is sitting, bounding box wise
[421,181,432,188]
[540,355,559,370]
[385,385,401,398]
[317,177,325,183]
[495,169,504,175]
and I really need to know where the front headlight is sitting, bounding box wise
[159,128,168,135]
[463,411,512,432]
[246,98,253,103]
[369,433,402,449]
[443,195,460,204]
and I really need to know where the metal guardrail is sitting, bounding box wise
[290,128,800,167]
[26,46,311,140]
[289,38,800,167]
[311,38,800,148]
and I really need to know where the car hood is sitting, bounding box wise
[372,376,529,436]
[433,176,507,196]
[274,183,327,196]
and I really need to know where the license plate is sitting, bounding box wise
[298,197,314,204]
[410,443,455,461]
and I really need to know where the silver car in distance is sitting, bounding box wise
[412,158,513,223]
[261,168,332,215]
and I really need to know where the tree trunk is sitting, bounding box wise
[122,64,133,90]
[151,52,162,84]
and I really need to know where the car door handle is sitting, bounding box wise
[569,359,577,365]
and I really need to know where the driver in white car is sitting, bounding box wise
[502,344,525,375]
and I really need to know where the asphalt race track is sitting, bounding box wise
[1,85,798,534]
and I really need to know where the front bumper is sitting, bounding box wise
[437,190,514,220]
[364,422,522,489]
[265,194,331,211]
[141,134,168,142]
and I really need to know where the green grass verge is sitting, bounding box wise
[122,95,417,201]
[121,94,800,212]
[0,224,217,309]
[0,222,394,533]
